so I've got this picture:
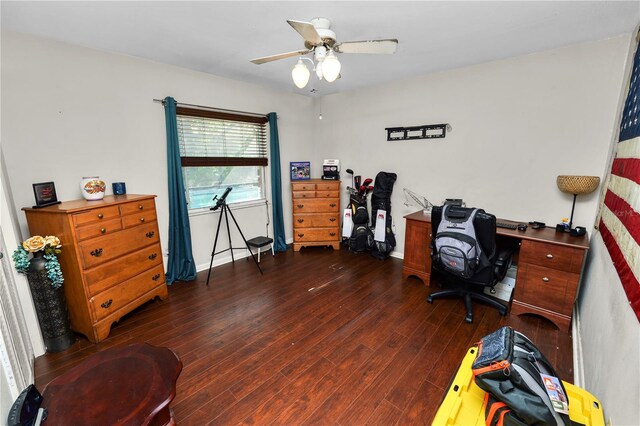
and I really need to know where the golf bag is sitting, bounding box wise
[370,172,397,259]
[348,191,373,252]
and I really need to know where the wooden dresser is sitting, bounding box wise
[23,195,167,343]
[292,179,341,251]
[402,211,589,331]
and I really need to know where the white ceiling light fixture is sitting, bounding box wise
[251,17,398,89]
[291,58,310,88]
[322,50,341,83]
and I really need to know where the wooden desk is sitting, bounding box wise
[403,211,589,331]
[42,343,182,426]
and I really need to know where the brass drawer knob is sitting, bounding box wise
[100,228,106,234]
[148,253,158,260]
[329,217,336,222]
[146,231,155,238]
[97,213,103,219]
[140,217,145,222]
[546,254,554,259]
[542,277,550,282]
[152,274,161,281]
[100,299,112,309]
[90,248,103,257]
[297,219,304,223]
[139,205,144,210]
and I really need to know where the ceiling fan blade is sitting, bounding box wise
[335,39,398,54]
[287,20,323,46]
[250,49,310,65]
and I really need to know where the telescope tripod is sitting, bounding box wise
[205,201,263,286]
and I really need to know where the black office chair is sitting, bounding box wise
[427,205,516,323]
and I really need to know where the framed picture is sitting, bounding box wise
[32,181,61,208]
[290,162,311,181]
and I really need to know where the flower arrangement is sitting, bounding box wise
[12,235,64,288]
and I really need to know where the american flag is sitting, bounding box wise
[599,39,640,322]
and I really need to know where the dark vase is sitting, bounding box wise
[26,251,75,352]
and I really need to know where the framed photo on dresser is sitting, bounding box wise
[290,162,310,180]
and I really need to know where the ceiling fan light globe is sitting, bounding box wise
[315,61,324,80]
[292,59,310,88]
[323,51,341,83]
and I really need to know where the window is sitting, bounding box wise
[176,107,268,210]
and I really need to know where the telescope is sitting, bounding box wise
[210,187,232,211]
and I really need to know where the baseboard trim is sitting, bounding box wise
[572,305,585,387]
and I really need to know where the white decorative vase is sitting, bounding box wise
[80,177,106,200]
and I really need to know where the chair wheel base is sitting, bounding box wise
[465,314,473,323]
[427,296,434,304]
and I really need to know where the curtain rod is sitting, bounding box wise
[153,98,268,118]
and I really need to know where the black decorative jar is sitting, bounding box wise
[26,252,75,352]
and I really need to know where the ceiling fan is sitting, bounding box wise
[250,18,398,88]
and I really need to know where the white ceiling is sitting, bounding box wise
[2,1,639,97]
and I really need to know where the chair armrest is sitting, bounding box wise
[494,247,516,280]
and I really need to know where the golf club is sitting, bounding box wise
[346,168,354,188]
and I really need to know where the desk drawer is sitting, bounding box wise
[294,227,339,242]
[315,190,340,198]
[294,213,340,228]
[122,210,157,229]
[519,240,584,274]
[316,182,340,191]
[293,199,340,213]
[514,263,579,316]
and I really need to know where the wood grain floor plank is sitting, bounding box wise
[33,249,574,424]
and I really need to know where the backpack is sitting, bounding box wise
[472,326,571,426]
[349,224,373,252]
[433,205,482,278]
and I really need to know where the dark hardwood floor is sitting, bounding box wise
[34,248,573,425]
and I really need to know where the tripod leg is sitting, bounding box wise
[206,206,225,286]
[224,205,234,263]
[227,206,264,275]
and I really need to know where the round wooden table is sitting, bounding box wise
[42,343,182,426]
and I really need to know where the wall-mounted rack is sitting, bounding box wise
[385,123,449,141]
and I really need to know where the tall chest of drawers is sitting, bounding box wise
[292,179,341,251]
[23,195,167,343]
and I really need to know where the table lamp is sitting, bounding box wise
[556,175,600,234]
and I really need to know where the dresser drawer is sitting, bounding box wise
[73,206,120,227]
[120,198,156,216]
[514,263,580,316]
[78,222,160,269]
[84,244,163,296]
[293,199,340,213]
[316,182,340,191]
[315,190,340,198]
[90,264,165,322]
[292,182,316,191]
[75,218,122,241]
[292,191,316,199]
[293,213,340,228]
[520,240,584,274]
[122,210,157,229]
[294,227,339,242]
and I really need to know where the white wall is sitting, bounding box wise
[1,31,315,354]
[313,35,631,256]
[578,233,640,424]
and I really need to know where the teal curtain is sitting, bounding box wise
[268,112,287,252]
[164,96,197,283]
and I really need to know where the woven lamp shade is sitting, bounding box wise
[556,175,600,195]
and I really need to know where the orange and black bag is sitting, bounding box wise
[472,326,571,426]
